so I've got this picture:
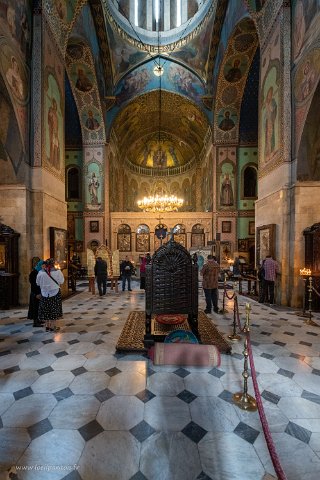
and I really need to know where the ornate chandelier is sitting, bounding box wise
[137,194,183,212]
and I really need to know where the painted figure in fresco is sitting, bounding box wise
[264,86,277,158]
[300,60,316,100]
[169,146,179,167]
[48,98,60,169]
[225,59,242,83]
[219,111,235,131]
[88,172,100,205]
[85,110,100,130]
[75,68,93,92]
[5,56,24,101]
[220,173,234,206]
[293,0,306,60]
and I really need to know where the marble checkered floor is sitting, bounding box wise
[1,283,320,480]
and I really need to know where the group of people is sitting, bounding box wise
[27,259,64,331]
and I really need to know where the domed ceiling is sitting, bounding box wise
[112,90,209,169]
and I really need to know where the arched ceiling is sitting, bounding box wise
[112,90,210,169]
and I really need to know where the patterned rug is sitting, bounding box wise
[116,311,232,354]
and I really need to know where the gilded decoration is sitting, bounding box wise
[112,91,209,170]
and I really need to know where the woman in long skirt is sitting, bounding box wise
[36,259,64,332]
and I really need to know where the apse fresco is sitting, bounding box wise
[135,139,184,168]
[293,0,320,63]
[44,72,63,171]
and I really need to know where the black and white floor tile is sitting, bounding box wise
[1,281,320,479]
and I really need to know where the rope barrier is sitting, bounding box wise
[246,334,288,480]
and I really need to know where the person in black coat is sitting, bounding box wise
[94,257,108,296]
[27,260,44,327]
[121,256,134,291]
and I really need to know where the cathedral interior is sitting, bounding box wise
[1,1,320,479]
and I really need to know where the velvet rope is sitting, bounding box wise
[223,284,236,300]
[246,333,287,480]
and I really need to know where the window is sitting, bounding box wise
[243,166,257,198]
[67,167,80,200]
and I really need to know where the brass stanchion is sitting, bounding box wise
[233,336,257,411]
[228,293,241,341]
[304,276,320,327]
[243,302,251,333]
[221,273,228,313]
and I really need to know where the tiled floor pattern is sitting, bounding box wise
[0,281,320,480]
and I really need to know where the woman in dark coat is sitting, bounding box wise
[27,260,44,327]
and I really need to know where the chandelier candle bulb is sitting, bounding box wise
[137,194,184,213]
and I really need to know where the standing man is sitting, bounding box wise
[201,255,220,314]
[121,256,134,291]
[94,256,108,296]
[263,255,279,305]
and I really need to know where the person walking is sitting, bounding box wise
[94,256,108,296]
[201,255,220,314]
[121,256,134,291]
[36,259,64,332]
[263,255,279,305]
[27,259,44,327]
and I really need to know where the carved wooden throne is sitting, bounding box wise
[144,239,199,347]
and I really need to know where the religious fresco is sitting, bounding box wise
[293,0,320,63]
[0,0,30,58]
[85,161,102,210]
[44,71,63,172]
[135,139,185,169]
[114,58,207,111]
[294,50,320,104]
[53,0,77,25]
[214,17,258,144]
[223,55,248,83]
[259,22,280,168]
[106,23,148,83]
[70,63,94,93]
[0,74,24,178]
[81,106,102,131]
[219,162,235,209]
[247,0,267,12]
[171,11,214,80]
[43,27,64,175]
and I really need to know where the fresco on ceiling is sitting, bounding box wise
[81,106,102,131]
[114,59,206,106]
[213,0,248,91]
[0,0,30,57]
[71,4,106,98]
[294,50,320,104]
[217,108,237,132]
[44,71,63,172]
[85,161,102,210]
[259,23,280,167]
[293,0,320,63]
[53,0,77,25]
[0,75,24,178]
[107,23,148,83]
[223,55,248,83]
[135,139,184,169]
[170,12,214,80]
[219,162,235,209]
[70,63,94,93]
